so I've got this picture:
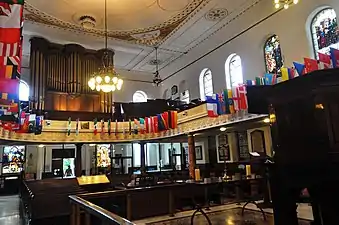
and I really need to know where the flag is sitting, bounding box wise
[246,80,255,86]
[232,87,240,111]
[222,89,230,114]
[330,48,339,68]
[227,89,235,114]
[153,116,159,133]
[205,95,218,117]
[157,114,166,131]
[108,119,111,135]
[34,116,43,135]
[169,111,178,129]
[128,119,132,135]
[288,68,296,79]
[0,3,22,43]
[122,119,125,135]
[293,62,305,76]
[115,119,118,136]
[304,58,318,73]
[281,67,289,82]
[236,85,248,110]
[318,52,332,69]
[0,42,19,56]
[101,119,104,134]
[133,118,139,134]
[161,112,169,129]
[76,118,79,136]
[264,74,275,85]
[217,93,225,115]
[93,118,98,135]
[145,117,150,133]
[67,117,71,136]
[1,1,24,5]
[255,77,264,85]
[139,118,145,134]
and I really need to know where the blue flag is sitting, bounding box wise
[293,62,305,76]
[216,93,226,115]
[330,48,339,68]
[264,74,274,85]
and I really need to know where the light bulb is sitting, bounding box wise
[117,83,122,90]
[96,85,101,91]
[111,84,116,91]
[263,118,270,123]
[95,76,102,84]
[104,76,110,83]
[275,3,280,8]
[274,0,279,3]
[112,76,118,84]
[284,3,289,9]
[220,127,227,132]
[117,79,123,85]
[293,0,298,4]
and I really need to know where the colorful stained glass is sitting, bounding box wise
[264,35,283,74]
[311,8,338,58]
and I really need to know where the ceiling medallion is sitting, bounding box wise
[205,8,228,21]
[79,15,96,29]
[87,0,123,93]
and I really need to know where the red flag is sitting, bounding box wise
[152,116,158,133]
[162,112,169,130]
[318,52,331,69]
[236,85,248,110]
[0,42,19,56]
[145,117,150,133]
[304,58,318,73]
[0,78,18,93]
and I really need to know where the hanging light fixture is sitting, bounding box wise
[273,0,298,9]
[152,47,163,86]
[87,0,123,93]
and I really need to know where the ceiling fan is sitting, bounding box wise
[152,47,163,86]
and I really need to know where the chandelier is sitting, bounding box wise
[87,0,123,93]
[274,0,299,9]
[152,47,163,86]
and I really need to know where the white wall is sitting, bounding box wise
[160,0,339,99]
[195,138,210,164]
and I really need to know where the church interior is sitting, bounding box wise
[0,0,339,224]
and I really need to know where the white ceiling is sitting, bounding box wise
[22,0,258,76]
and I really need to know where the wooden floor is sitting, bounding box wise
[145,208,311,225]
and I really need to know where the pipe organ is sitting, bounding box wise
[29,37,114,113]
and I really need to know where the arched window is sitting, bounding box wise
[199,68,213,100]
[311,8,338,58]
[132,91,147,103]
[19,80,29,101]
[225,54,243,90]
[264,35,283,74]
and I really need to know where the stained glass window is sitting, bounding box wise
[199,68,213,100]
[225,54,243,90]
[264,35,283,74]
[311,8,338,58]
[133,90,147,103]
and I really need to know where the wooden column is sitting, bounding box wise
[75,144,83,177]
[188,134,196,179]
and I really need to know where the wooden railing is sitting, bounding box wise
[69,195,135,225]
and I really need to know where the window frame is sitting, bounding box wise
[132,90,147,103]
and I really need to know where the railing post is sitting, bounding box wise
[85,213,91,225]
[127,193,132,220]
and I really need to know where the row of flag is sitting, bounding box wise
[65,111,178,136]
[206,85,248,117]
[249,48,339,86]
[0,0,24,118]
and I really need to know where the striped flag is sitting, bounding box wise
[0,42,18,56]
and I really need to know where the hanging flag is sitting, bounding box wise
[330,48,339,68]
[217,93,226,115]
[227,89,235,114]
[318,52,332,69]
[34,116,43,135]
[1,1,24,5]
[76,118,79,136]
[122,119,126,135]
[157,114,166,131]
[128,119,132,135]
[145,117,150,133]
[153,116,159,133]
[139,118,145,134]
[67,117,71,136]
[108,119,111,135]
[222,89,230,114]
[288,68,296,80]
[161,112,169,129]
[133,118,139,134]
[304,58,318,73]
[293,62,305,76]
[236,85,248,110]
[93,118,98,135]
[0,2,22,44]
[115,119,118,136]
[255,77,264,85]
[206,94,218,117]
[264,74,275,85]
[246,80,255,86]
[170,111,178,129]
[101,119,105,135]
[281,67,289,82]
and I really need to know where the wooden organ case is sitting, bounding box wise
[247,68,339,225]
[29,37,115,113]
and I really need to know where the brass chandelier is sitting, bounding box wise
[274,0,299,9]
[87,0,123,93]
